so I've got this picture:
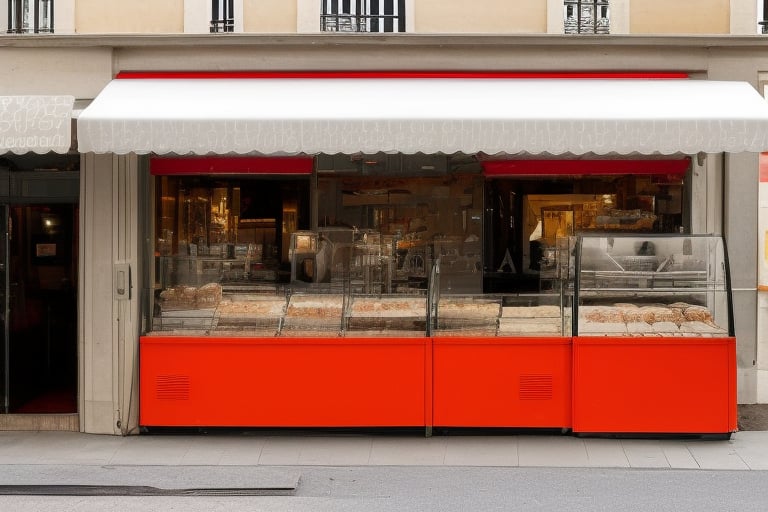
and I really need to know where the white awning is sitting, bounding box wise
[76,78,768,156]
[1,95,75,155]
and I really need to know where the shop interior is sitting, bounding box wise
[150,154,689,334]
[484,172,685,292]
[155,175,310,290]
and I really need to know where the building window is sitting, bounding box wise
[760,0,768,33]
[321,0,405,33]
[7,0,53,33]
[210,0,233,33]
[564,0,609,34]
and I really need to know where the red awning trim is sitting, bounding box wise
[116,71,690,80]
[150,156,314,176]
[481,159,691,177]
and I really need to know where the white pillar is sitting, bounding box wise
[79,152,142,434]
[757,153,768,403]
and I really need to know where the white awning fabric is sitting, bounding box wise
[76,78,768,156]
[1,95,75,155]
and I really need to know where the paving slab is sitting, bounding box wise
[582,438,630,468]
[442,436,519,466]
[295,436,373,466]
[620,440,671,468]
[518,436,589,467]
[685,441,750,470]
[660,443,700,469]
[368,437,448,466]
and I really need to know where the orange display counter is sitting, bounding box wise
[140,336,431,428]
[432,336,572,429]
[572,336,737,435]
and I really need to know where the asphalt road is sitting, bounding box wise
[1,466,767,512]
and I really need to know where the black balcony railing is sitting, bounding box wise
[564,0,609,34]
[321,0,405,33]
[760,0,768,33]
[7,0,54,34]
[210,0,234,33]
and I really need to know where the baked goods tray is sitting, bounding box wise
[345,296,427,333]
[155,308,217,330]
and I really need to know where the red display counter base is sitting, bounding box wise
[140,336,431,428]
[433,337,571,429]
[140,335,736,436]
[572,336,737,435]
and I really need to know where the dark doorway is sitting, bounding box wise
[1,204,78,414]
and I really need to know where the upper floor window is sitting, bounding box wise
[760,0,768,33]
[321,0,405,33]
[7,0,53,33]
[564,0,609,34]
[211,0,233,33]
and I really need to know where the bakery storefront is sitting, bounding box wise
[77,72,768,436]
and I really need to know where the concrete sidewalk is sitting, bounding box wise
[0,430,767,471]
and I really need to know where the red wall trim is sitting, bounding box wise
[150,156,314,175]
[117,71,690,80]
[481,159,691,177]
[760,153,768,183]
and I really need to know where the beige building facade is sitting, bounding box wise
[10,0,757,35]
[2,1,768,434]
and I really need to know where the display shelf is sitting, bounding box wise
[574,234,733,338]
[344,295,427,337]
[279,292,345,337]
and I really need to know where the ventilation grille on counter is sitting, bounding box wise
[156,375,191,401]
[519,374,553,400]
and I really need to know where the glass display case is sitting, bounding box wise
[571,234,736,436]
[344,294,427,337]
[430,294,571,337]
[574,234,733,337]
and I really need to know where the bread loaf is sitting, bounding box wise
[683,305,714,324]
[580,306,624,324]
[501,305,560,318]
[578,321,628,335]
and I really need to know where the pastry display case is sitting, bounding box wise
[571,234,737,436]
[574,234,733,337]
[429,294,571,337]
[430,291,572,429]
[345,295,427,337]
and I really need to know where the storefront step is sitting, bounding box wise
[0,414,79,432]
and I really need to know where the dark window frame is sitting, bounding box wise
[7,0,54,34]
[321,0,406,33]
[564,0,609,35]
[210,0,234,33]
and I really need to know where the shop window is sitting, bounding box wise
[564,0,609,34]
[7,0,53,33]
[321,0,405,33]
[210,0,233,32]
